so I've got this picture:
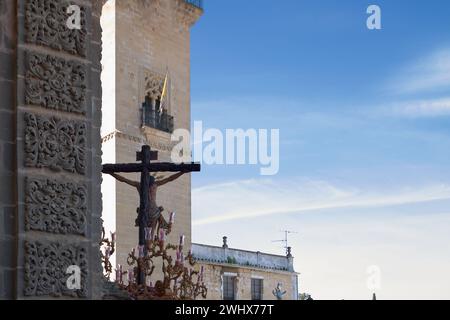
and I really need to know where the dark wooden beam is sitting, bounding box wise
[136,150,158,162]
[137,145,151,285]
[102,162,201,174]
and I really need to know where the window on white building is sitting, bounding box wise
[251,278,263,300]
[223,276,236,300]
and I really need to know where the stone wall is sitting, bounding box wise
[198,263,299,301]
[0,0,104,300]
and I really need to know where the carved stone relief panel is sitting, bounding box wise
[141,69,166,101]
[25,177,87,235]
[25,0,87,57]
[25,52,87,114]
[24,241,88,297]
[24,112,86,174]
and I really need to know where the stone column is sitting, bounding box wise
[0,0,104,300]
[0,0,18,301]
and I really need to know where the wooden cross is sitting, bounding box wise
[102,145,201,284]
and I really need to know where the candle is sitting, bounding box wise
[128,269,134,284]
[201,266,204,280]
[169,212,176,224]
[138,245,145,257]
[118,264,123,283]
[176,249,181,263]
[133,246,140,258]
[159,229,166,242]
[150,227,155,241]
[180,252,185,266]
[179,235,185,247]
[115,269,120,282]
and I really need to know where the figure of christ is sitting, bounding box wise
[109,172,186,237]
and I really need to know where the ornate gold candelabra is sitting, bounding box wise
[100,217,207,300]
[100,227,116,280]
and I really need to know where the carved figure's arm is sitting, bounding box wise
[110,173,140,189]
[156,172,185,187]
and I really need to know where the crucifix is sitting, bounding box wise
[102,145,201,285]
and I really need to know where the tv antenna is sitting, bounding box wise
[272,230,297,255]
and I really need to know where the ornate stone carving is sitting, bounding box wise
[25,52,86,114]
[25,0,87,56]
[142,70,165,101]
[24,241,88,297]
[25,178,87,235]
[24,113,86,174]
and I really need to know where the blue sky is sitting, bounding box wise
[189,0,450,299]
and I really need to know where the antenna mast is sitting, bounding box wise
[272,230,297,255]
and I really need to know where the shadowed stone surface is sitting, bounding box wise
[0,0,17,301]
[0,0,104,300]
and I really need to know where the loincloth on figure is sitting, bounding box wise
[135,203,170,232]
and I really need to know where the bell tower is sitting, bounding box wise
[101,0,203,272]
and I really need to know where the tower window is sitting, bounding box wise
[141,95,174,133]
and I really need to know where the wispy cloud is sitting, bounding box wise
[386,97,450,117]
[192,179,450,225]
[389,48,450,95]
[377,48,450,117]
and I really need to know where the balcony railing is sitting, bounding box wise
[184,0,203,10]
[142,97,174,134]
